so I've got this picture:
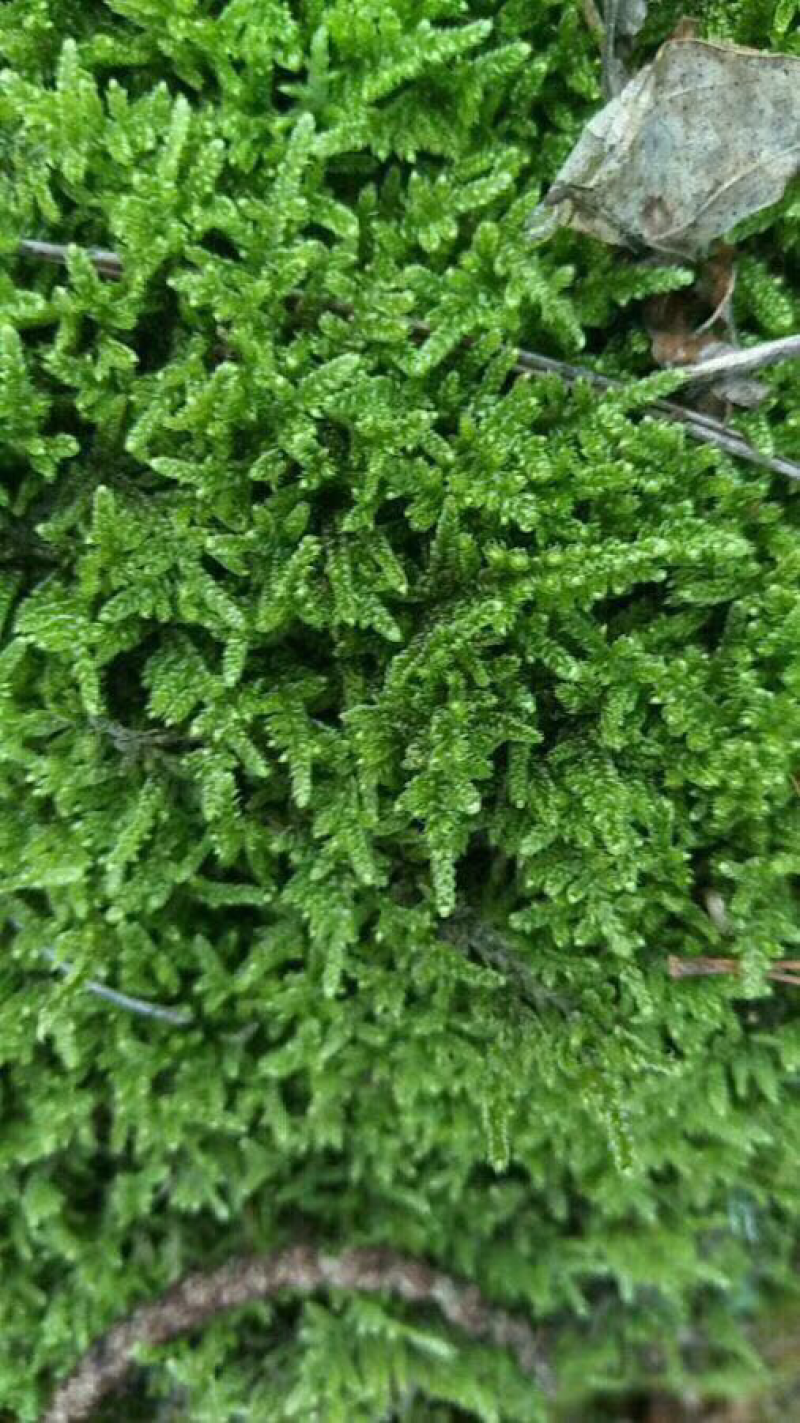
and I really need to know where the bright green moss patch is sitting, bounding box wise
[1,2,800,1419]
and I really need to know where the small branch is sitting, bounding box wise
[601,1,648,100]
[679,334,800,386]
[581,0,605,40]
[669,955,800,985]
[441,913,574,1015]
[602,0,624,100]
[41,949,192,1026]
[16,238,123,279]
[43,1244,553,1422]
[14,238,800,483]
[512,346,800,482]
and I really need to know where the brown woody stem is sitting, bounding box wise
[669,956,800,984]
[43,1245,552,1422]
[582,0,605,39]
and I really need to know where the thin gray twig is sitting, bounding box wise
[602,0,624,99]
[14,237,800,482]
[512,346,800,482]
[679,334,800,385]
[17,238,124,278]
[41,948,192,1026]
[600,1,649,101]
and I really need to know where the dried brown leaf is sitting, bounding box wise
[531,37,800,258]
[693,243,737,332]
[646,271,767,409]
[670,16,700,42]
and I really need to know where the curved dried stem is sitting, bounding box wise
[43,1245,553,1422]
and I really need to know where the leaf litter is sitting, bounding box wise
[532,34,800,257]
[530,19,800,418]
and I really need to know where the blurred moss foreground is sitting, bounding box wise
[1,2,799,1418]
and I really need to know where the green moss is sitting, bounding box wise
[1,1,799,1418]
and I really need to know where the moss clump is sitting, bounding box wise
[1,1,799,1418]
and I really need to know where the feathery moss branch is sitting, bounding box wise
[15,238,800,483]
